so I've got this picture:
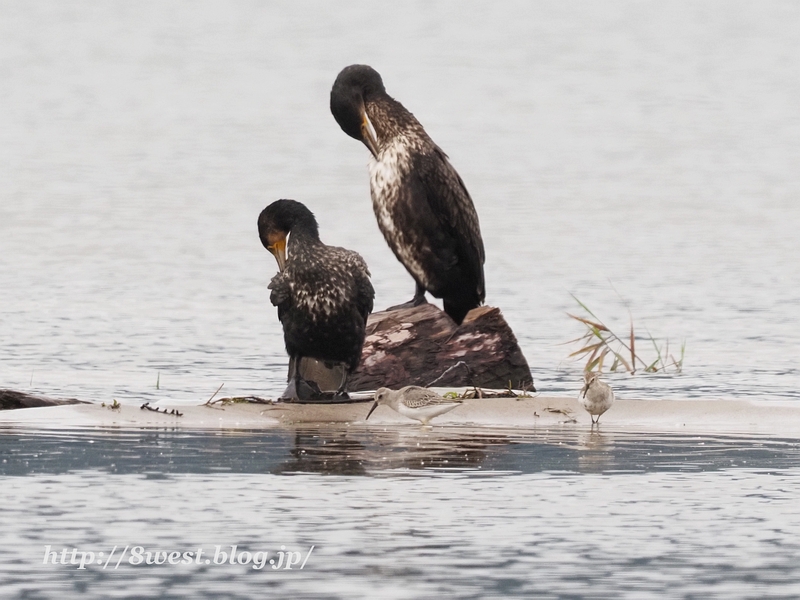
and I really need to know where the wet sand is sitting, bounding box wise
[1,394,799,438]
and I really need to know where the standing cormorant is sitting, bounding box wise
[258,199,374,399]
[330,64,485,325]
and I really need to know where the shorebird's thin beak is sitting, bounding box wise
[365,401,378,420]
[360,109,379,159]
[268,238,287,272]
[580,383,589,398]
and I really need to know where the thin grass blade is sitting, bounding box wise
[567,313,609,332]
[569,293,605,323]
[568,342,603,358]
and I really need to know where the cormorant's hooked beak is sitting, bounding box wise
[360,109,379,159]
[268,237,287,272]
[365,401,378,420]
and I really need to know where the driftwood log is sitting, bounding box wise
[2,306,533,408]
[0,389,89,411]
[294,304,533,394]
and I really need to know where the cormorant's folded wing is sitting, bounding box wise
[415,147,486,297]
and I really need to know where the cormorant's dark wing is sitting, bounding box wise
[268,273,292,321]
[346,251,375,321]
[414,147,486,299]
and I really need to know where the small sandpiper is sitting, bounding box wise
[579,372,615,425]
[365,386,463,425]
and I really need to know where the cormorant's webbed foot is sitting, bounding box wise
[281,377,323,401]
[386,284,427,311]
[386,298,423,311]
[332,370,351,400]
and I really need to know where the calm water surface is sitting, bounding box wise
[2,427,800,599]
[2,1,800,597]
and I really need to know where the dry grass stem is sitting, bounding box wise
[566,293,684,374]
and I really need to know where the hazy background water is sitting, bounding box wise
[2,1,800,598]
[2,0,799,403]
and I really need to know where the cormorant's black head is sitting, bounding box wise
[258,199,319,271]
[330,64,385,158]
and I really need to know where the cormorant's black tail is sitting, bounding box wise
[443,299,478,326]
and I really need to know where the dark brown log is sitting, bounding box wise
[0,389,89,411]
[293,304,534,394]
[351,304,533,391]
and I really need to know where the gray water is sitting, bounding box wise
[3,427,800,599]
[2,1,800,597]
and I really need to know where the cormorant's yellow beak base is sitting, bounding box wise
[361,111,379,158]
[268,237,287,272]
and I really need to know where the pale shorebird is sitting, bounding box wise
[579,372,615,424]
[365,386,463,425]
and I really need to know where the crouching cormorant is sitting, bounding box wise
[258,199,374,399]
[330,64,485,325]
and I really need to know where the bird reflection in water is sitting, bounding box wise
[575,429,616,473]
[270,427,516,475]
[271,430,369,476]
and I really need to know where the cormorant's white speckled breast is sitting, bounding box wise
[368,136,430,288]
